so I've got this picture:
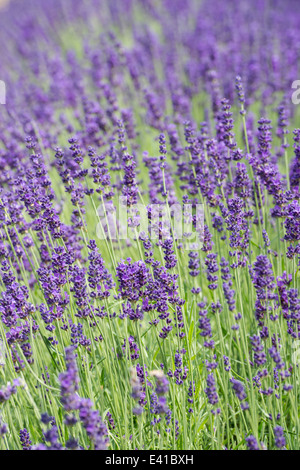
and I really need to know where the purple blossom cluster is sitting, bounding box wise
[0,0,298,451]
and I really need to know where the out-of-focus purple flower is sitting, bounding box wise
[274,426,286,449]
[246,435,260,450]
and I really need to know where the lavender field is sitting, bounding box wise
[0,0,299,451]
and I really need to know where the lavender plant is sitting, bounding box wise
[0,0,298,451]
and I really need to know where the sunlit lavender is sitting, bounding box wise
[0,0,299,451]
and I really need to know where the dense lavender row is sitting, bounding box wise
[0,0,299,450]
